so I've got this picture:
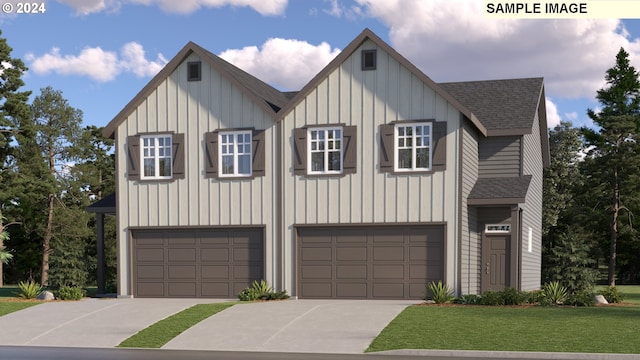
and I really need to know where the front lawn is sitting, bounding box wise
[367,305,640,354]
[0,300,39,316]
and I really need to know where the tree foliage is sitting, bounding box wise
[582,48,640,286]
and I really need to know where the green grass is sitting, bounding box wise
[367,305,640,354]
[0,301,40,316]
[596,285,640,305]
[118,302,235,348]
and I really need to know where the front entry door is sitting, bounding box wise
[481,233,510,292]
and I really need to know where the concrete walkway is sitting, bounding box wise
[0,298,225,348]
[163,300,416,353]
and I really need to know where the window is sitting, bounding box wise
[308,128,342,174]
[141,134,173,179]
[395,123,431,171]
[219,131,252,177]
[362,49,377,70]
[187,61,201,81]
[379,121,446,173]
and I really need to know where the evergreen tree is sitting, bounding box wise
[0,30,31,287]
[543,229,599,294]
[582,48,640,286]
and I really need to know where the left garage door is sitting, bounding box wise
[131,228,263,298]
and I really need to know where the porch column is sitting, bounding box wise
[510,205,520,290]
[96,213,105,295]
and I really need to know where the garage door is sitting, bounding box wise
[297,226,444,299]
[132,228,263,298]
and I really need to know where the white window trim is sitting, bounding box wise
[218,130,252,177]
[393,123,432,172]
[307,127,343,175]
[140,134,172,180]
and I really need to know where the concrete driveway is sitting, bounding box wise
[0,298,416,353]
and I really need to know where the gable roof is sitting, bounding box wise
[103,41,289,138]
[275,28,488,136]
[439,78,545,136]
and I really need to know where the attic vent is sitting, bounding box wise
[187,61,201,81]
[361,49,377,70]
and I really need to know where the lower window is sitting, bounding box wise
[141,134,172,179]
[309,127,342,174]
[395,124,431,171]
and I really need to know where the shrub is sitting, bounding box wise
[541,281,568,306]
[16,280,43,299]
[455,294,481,305]
[56,286,85,301]
[565,290,595,307]
[237,280,289,301]
[479,290,504,306]
[526,290,545,304]
[426,281,454,304]
[599,286,625,303]
[499,287,528,305]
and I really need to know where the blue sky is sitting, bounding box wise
[2,0,640,131]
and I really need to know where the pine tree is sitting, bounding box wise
[582,48,640,286]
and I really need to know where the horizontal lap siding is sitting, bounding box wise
[521,112,543,290]
[280,40,460,295]
[461,121,480,294]
[478,137,521,178]
[116,53,277,296]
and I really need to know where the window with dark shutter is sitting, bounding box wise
[204,131,218,178]
[172,133,185,179]
[204,129,265,179]
[127,135,140,180]
[342,126,357,174]
[294,125,357,176]
[432,122,447,171]
[379,121,446,174]
[252,129,266,178]
[293,128,307,175]
[379,124,394,173]
[127,133,185,181]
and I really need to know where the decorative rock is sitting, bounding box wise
[424,300,436,304]
[594,294,608,305]
[37,291,55,301]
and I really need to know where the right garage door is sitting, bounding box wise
[297,225,444,299]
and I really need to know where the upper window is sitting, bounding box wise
[361,49,377,70]
[308,127,342,174]
[219,131,252,177]
[187,61,201,81]
[395,123,431,171]
[141,134,173,179]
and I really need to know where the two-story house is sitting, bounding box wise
[99,28,549,299]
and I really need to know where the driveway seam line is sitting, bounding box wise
[259,303,325,347]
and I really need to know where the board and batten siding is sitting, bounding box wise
[520,111,543,291]
[280,39,461,296]
[478,136,521,178]
[460,120,480,295]
[115,53,278,296]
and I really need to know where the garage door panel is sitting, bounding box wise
[336,247,366,261]
[300,283,332,298]
[302,247,331,261]
[136,248,164,262]
[301,265,332,279]
[168,282,196,297]
[137,282,164,297]
[133,228,264,298]
[202,265,229,279]
[201,248,229,262]
[372,283,405,298]
[168,248,196,262]
[168,265,196,279]
[298,225,445,299]
[373,246,404,261]
[336,265,366,279]
[137,265,164,279]
[373,265,404,279]
[336,283,367,298]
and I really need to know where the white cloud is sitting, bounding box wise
[57,0,287,15]
[26,42,167,82]
[354,0,640,100]
[545,98,562,129]
[220,38,341,90]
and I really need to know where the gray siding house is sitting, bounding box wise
[101,29,549,299]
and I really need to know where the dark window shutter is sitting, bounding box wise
[204,131,218,178]
[171,133,185,179]
[127,135,140,180]
[342,126,357,174]
[379,124,394,173]
[432,122,447,171]
[252,129,266,177]
[293,128,307,175]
